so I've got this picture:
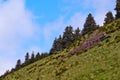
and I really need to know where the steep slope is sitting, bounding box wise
[0,20,120,80]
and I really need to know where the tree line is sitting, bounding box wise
[0,0,120,78]
[49,11,114,54]
[0,52,49,78]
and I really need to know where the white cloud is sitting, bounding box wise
[43,16,65,41]
[86,0,115,25]
[82,0,115,26]
[0,0,40,75]
[62,0,115,26]
[67,12,86,30]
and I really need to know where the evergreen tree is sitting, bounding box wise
[15,59,21,70]
[115,0,120,19]
[50,35,63,54]
[104,11,114,25]
[49,38,59,54]
[25,52,30,65]
[50,26,75,54]
[35,52,41,61]
[63,25,74,48]
[30,51,35,63]
[41,52,49,59]
[82,13,97,35]
[74,27,81,40]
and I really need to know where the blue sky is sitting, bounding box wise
[0,0,115,75]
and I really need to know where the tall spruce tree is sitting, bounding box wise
[25,52,30,65]
[50,26,75,54]
[74,27,81,40]
[35,52,41,61]
[115,0,120,19]
[63,25,74,48]
[50,35,63,54]
[82,13,97,35]
[41,52,49,59]
[30,52,35,63]
[104,11,114,25]
[49,38,59,54]
[15,59,21,70]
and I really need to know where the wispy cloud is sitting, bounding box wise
[0,0,40,75]
[62,0,115,26]
[67,12,86,30]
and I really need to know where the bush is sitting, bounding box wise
[114,35,120,43]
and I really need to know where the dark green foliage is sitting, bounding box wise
[35,52,41,61]
[115,0,120,19]
[25,52,30,65]
[15,59,21,70]
[74,27,81,40]
[50,36,63,54]
[62,26,75,48]
[50,25,81,54]
[30,52,35,64]
[50,26,72,54]
[41,52,49,59]
[82,13,97,35]
[104,11,114,25]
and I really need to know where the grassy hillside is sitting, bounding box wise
[1,20,120,80]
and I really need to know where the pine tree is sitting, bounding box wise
[50,35,63,54]
[15,59,21,70]
[30,51,35,63]
[74,27,81,40]
[104,11,114,25]
[63,25,74,48]
[35,52,41,61]
[82,13,97,35]
[49,38,59,54]
[25,52,30,65]
[41,52,49,59]
[115,0,120,19]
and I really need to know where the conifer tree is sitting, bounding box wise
[50,35,63,54]
[35,52,41,61]
[82,13,97,35]
[25,52,30,65]
[74,27,81,40]
[104,11,114,25]
[63,25,74,48]
[41,52,49,59]
[115,0,120,19]
[15,59,21,70]
[49,38,59,54]
[30,51,35,63]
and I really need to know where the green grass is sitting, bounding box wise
[1,20,120,80]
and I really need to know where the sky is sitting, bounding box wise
[0,0,116,75]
